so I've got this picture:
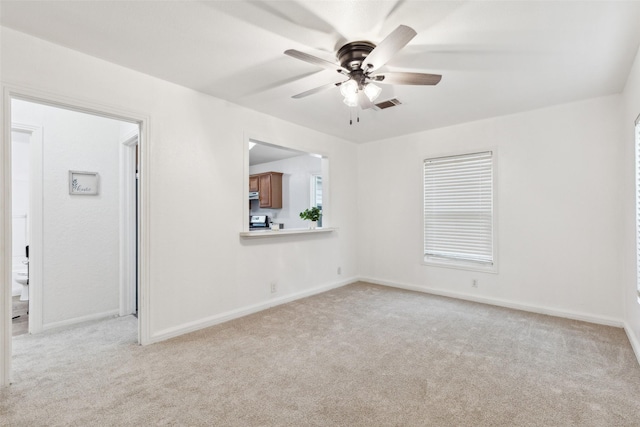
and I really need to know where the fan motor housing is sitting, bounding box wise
[337,41,376,71]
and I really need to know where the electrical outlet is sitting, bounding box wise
[270,282,277,293]
[337,267,342,275]
[472,279,478,288]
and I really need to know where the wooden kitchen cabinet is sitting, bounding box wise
[249,175,259,192]
[250,171,283,208]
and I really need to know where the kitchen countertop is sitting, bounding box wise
[239,227,336,238]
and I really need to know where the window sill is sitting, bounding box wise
[422,257,498,274]
[239,227,336,238]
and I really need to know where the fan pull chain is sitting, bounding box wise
[349,108,362,125]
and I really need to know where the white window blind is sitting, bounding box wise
[312,175,323,208]
[635,120,640,300]
[311,175,323,227]
[424,151,494,265]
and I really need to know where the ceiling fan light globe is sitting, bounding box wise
[343,94,358,107]
[339,80,358,97]
[364,83,382,102]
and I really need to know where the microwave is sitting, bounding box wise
[249,191,259,200]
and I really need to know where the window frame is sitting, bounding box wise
[421,149,498,274]
[310,174,323,227]
[310,174,322,209]
[635,116,640,303]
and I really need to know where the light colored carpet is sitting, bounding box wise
[2,282,639,426]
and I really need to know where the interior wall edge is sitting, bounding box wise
[620,41,640,362]
[360,276,625,329]
[1,83,11,387]
[148,277,359,345]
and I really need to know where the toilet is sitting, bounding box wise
[13,245,30,301]
[11,272,22,297]
[13,270,29,301]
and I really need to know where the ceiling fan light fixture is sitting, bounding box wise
[285,24,441,116]
[343,93,358,107]
[364,83,382,102]
[339,79,358,97]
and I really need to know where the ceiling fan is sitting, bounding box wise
[284,25,442,109]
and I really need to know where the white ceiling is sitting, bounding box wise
[249,142,308,166]
[2,1,640,143]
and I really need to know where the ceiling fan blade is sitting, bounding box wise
[363,25,417,72]
[284,49,348,74]
[372,72,442,85]
[292,81,343,99]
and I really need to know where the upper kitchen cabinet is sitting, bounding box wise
[249,175,260,192]
[251,171,282,208]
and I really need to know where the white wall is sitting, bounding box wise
[11,131,29,271]
[249,154,321,229]
[11,99,122,327]
[621,44,640,358]
[358,95,624,324]
[0,26,359,359]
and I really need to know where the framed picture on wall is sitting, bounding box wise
[69,171,99,195]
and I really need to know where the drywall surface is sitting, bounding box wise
[621,45,640,355]
[11,99,122,326]
[249,154,321,229]
[358,95,623,323]
[11,131,29,271]
[0,27,358,342]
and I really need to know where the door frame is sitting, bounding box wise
[120,131,138,317]
[1,83,152,386]
[10,123,43,333]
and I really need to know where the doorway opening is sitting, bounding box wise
[3,92,147,385]
[10,127,35,336]
[10,98,140,333]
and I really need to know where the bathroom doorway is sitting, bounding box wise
[2,88,150,386]
[7,96,143,339]
[10,127,35,336]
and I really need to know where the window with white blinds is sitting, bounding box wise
[635,119,640,301]
[311,175,323,208]
[424,151,494,266]
[311,174,323,227]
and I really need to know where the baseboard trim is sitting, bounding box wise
[149,277,358,344]
[624,322,640,367]
[42,309,120,332]
[360,277,624,328]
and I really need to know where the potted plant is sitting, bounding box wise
[299,206,321,229]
